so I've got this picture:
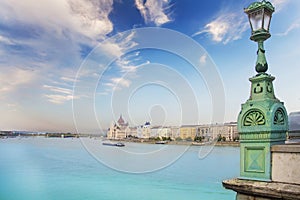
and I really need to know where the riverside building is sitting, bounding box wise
[107,115,129,139]
[107,115,238,141]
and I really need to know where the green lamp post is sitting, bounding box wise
[245,0,274,74]
[237,0,288,181]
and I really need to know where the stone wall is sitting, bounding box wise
[271,144,300,185]
[223,143,300,199]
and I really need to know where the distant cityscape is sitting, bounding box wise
[1,112,299,141]
[107,115,238,142]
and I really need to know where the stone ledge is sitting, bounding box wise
[272,144,300,153]
[222,178,300,200]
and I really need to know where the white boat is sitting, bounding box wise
[155,141,168,144]
[102,142,125,147]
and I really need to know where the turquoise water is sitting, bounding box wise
[0,137,239,200]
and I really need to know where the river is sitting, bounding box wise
[0,137,239,200]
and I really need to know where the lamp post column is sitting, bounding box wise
[256,40,268,73]
[237,0,288,181]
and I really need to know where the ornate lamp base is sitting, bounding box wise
[237,73,288,181]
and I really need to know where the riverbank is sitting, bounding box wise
[104,138,240,147]
[0,135,240,147]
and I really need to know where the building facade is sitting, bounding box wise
[106,116,238,141]
[179,123,238,141]
[179,125,197,140]
[107,115,129,139]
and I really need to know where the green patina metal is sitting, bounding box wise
[238,73,288,181]
[244,0,275,13]
[238,1,288,181]
[256,41,268,73]
[244,0,275,74]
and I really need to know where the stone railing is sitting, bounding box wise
[271,144,300,185]
[223,143,300,200]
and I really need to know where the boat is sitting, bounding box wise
[155,141,168,144]
[102,142,125,147]
[115,142,125,147]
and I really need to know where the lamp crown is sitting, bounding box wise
[244,0,275,14]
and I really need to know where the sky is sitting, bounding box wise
[0,0,300,133]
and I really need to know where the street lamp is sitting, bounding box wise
[236,0,288,181]
[244,0,275,74]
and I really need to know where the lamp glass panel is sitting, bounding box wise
[263,11,271,31]
[249,10,263,31]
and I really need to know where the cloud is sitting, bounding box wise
[276,21,300,36]
[44,94,75,104]
[0,0,116,107]
[76,31,138,81]
[0,0,116,80]
[104,77,131,91]
[100,50,151,93]
[0,0,114,40]
[60,76,78,83]
[193,12,248,44]
[43,67,83,104]
[135,0,173,26]
[199,54,207,65]
[0,35,15,45]
[102,75,133,93]
[6,103,18,112]
[111,77,131,88]
[0,1,141,104]
[43,85,73,95]
[43,84,80,104]
[0,66,37,99]
[0,0,128,107]
[115,51,150,74]
[98,30,138,59]
[272,0,289,12]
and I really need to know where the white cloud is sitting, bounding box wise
[97,91,109,96]
[88,30,138,61]
[193,13,248,44]
[104,77,132,92]
[6,103,18,112]
[0,0,114,40]
[43,84,80,104]
[99,50,151,94]
[111,77,131,88]
[115,51,149,73]
[199,54,207,65]
[60,76,77,83]
[0,1,141,103]
[43,85,72,95]
[43,68,83,104]
[44,94,75,104]
[0,66,36,99]
[276,21,300,36]
[0,35,15,45]
[135,0,172,26]
[272,0,289,12]
[0,0,117,98]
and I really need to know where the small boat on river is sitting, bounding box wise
[155,141,168,144]
[102,142,125,147]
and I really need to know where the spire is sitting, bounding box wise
[117,114,125,125]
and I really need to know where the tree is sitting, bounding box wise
[217,134,222,142]
[194,136,202,142]
[233,136,239,141]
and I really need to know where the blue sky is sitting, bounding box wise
[0,0,299,133]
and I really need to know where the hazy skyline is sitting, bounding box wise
[0,0,300,133]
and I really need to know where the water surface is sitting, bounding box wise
[0,137,239,200]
